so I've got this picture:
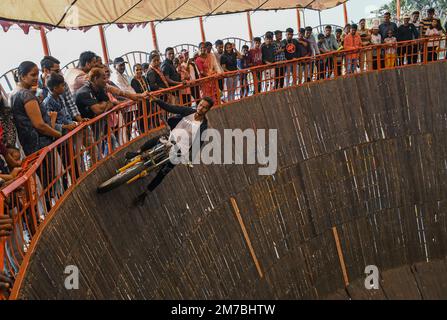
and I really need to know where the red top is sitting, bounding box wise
[248,48,263,67]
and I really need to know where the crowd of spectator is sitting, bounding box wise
[1,8,447,298]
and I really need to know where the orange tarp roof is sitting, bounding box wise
[0,0,347,28]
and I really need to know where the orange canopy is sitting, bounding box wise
[0,0,347,28]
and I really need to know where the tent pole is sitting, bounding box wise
[199,16,206,42]
[318,10,322,33]
[39,26,50,56]
[150,22,159,52]
[98,26,110,64]
[246,12,254,41]
[303,9,306,27]
[343,2,349,25]
[296,8,302,31]
[396,0,401,20]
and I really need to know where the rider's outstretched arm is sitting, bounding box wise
[153,99,194,116]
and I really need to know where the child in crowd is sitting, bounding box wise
[42,73,78,135]
[239,45,250,97]
[384,29,397,68]
[426,19,444,62]
[370,24,382,70]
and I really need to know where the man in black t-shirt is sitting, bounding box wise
[397,14,419,66]
[161,47,183,87]
[281,28,301,86]
[75,68,115,119]
[261,32,276,92]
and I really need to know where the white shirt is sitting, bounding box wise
[370,34,382,45]
[64,68,87,94]
[426,28,441,47]
[110,69,135,93]
[169,114,202,161]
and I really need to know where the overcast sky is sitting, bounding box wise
[0,0,390,77]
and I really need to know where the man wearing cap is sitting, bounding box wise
[370,22,382,70]
[397,13,419,66]
[379,12,398,41]
[421,8,436,38]
[111,57,136,94]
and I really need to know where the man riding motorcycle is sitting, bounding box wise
[129,95,214,206]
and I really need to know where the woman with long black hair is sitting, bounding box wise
[10,61,61,156]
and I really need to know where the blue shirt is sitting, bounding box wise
[43,93,74,133]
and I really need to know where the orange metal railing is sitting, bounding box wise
[0,36,446,299]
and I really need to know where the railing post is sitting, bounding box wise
[142,99,149,133]
[292,62,297,86]
[107,115,113,154]
[68,135,76,185]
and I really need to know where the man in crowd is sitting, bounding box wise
[161,47,184,87]
[411,11,421,33]
[421,8,436,37]
[261,31,276,91]
[65,51,99,94]
[213,40,225,95]
[379,12,398,41]
[304,26,320,81]
[282,28,301,86]
[248,37,264,93]
[75,68,116,119]
[273,30,287,89]
[111,57,136,93]
[39,56,86,123]
[397,13,419,66]
[324,25,339,76]
[343,23,362,74]
[298,28,312,82]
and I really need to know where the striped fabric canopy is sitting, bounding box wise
[0,0,347,28]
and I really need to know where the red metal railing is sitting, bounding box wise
[0,36,446,299]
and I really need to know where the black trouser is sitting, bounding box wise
[255,71,262,93]
[240,73,249,97]
[275,66,285,89]
[317,60,326,80]
[218,79,224,93]
[412,45,420,64]
[372,56,379,70]
[138,135,176,192]
[325,57,334,78]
